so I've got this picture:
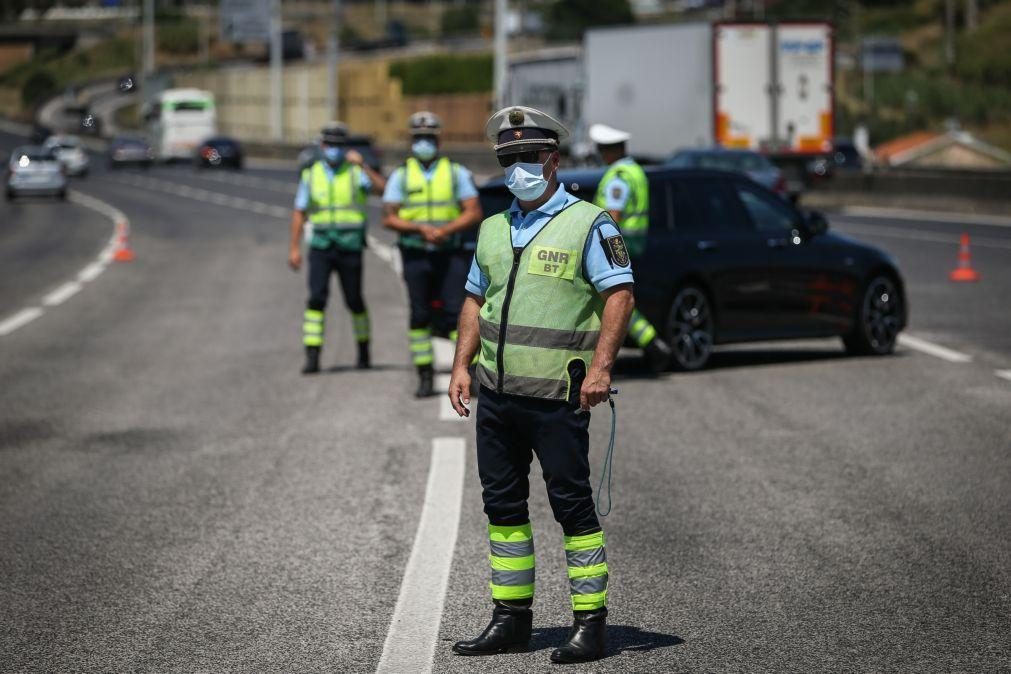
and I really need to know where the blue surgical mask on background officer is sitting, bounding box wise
[323,145,344,165]
[412,138,437,162]
[504,157,553,201]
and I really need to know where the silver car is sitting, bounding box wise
[44,134,90,177]
[5,146,67,200]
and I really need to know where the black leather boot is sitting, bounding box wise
[452,600,532,656]
[414,364,434,398]
[550,608,607,664]
[643,337,672,373]
[357,341,370,369]
[301,346,320,375]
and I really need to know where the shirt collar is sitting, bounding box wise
[509,182,572,221]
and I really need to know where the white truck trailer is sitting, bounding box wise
[584,21,834,162]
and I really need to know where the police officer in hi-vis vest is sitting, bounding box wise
[289,122,387,374]
[382,111,483,397]
[447,106,634,664]
[589,123,672,373]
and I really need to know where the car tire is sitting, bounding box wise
[5,189,14,201]
[664,283,715,371]
[843,274,902,356]
[57,189,67,200]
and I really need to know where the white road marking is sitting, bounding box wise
[994,370,1011,383]
[832,221,1011,250]
[42,281,83,307]
[843,206,1011,229]
[0,307,44,336]
[0,190,125,338]
[898,334,973,363]
[377,437,465,674]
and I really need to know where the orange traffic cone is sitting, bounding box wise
[112,220,134,262]
[949,233,978,282]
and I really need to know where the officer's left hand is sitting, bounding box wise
[580,368,611,410]
[345,149,364,166]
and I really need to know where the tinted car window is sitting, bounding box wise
[681,177,751,234]
[734,180,798,233]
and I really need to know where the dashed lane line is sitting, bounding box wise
[0,190,122,338]
[898,333,973,363]
[376,437,465,674]
[832,221,1011,250]
[107,173,290,219]
[994,370,1011,383]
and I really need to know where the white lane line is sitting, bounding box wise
[994,370,1011,382]
[0,307,44,336]
[843,206,1011,229]
[0,190,125,338]
[42,281,83,307]
[377,437,465,674]
[898,333,973,363]
[832,221,1011,250]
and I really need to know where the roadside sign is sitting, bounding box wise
[220,0,271,43]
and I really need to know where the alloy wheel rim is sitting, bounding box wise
[863,277,900,350]
[667,288,713,369]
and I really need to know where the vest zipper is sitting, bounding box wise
[497,246,523,393]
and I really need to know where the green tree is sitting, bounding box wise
[545,0,634,42]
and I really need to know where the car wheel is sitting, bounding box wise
[57,189,67,200]
[5,189,13,201]
[665,284,715,371]
[843,275,902,356]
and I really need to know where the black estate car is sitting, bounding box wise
[478,167,907,371]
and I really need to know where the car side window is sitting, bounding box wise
[734,180,799,233]
[681,177,751,235]
[648,178,674,231]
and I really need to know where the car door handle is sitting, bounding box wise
[696,240,719,251]
[767,238,789,249]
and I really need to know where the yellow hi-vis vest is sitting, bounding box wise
[475,200,605,401]
[594,159,648,257]
[303,160,367,251]
[397,156,462,251]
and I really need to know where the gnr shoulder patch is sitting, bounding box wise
[528,245,577,280]
[605,235,630,267]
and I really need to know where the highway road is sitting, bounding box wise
[1,127,1008,673]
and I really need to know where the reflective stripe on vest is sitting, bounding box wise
[397,156,462,250]
[475,200,604,401]
[303,161,366,229]
[594,160,649,237]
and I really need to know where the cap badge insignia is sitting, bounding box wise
[508,109,525,126]
[513,130,524,139]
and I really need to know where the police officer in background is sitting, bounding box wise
[382,111,483,397]
[590,123,672,373]
[447,106,634,664]
[289,122,387,374]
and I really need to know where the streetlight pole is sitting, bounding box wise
[269,0,283,141]
[142,0,154,77]
[326,0,341,121]
[493,0,507,108]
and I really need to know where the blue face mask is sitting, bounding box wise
[323,146,344,164]
[504,158,552,201]
[412,138,437,161]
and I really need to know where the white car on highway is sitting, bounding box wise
[44,134,90,177]
[5,146,67,201]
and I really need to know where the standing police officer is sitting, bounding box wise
[382,111,483,397]
[589,123,672,373]
[289,122,386,374]
[447,106,634,664]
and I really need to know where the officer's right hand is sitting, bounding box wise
[419,225,440,244]
[448,366,471,417]
[288,247,302,271]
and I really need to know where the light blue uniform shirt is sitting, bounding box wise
[465,183,634,297]
[381,160,478,204]
[600,157,637,211]
[294,161,373,211]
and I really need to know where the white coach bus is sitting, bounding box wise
[145,88,217,161]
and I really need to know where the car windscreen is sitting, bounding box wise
[695,153,771,172]
[14,149,56,162]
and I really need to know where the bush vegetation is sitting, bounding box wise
[389,53,492,95]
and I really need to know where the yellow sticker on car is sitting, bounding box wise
[528,246,577,280]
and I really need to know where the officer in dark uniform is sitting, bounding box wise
[447,106,635,664]
[382,111,483,397]
[289,122,386,374]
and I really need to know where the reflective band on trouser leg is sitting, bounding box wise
[352,311,370,343]
[409,327,434,366]
[303,309,324,347]
[564,531,608,610]
[627,308,657,348]
[488,523,535,601]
